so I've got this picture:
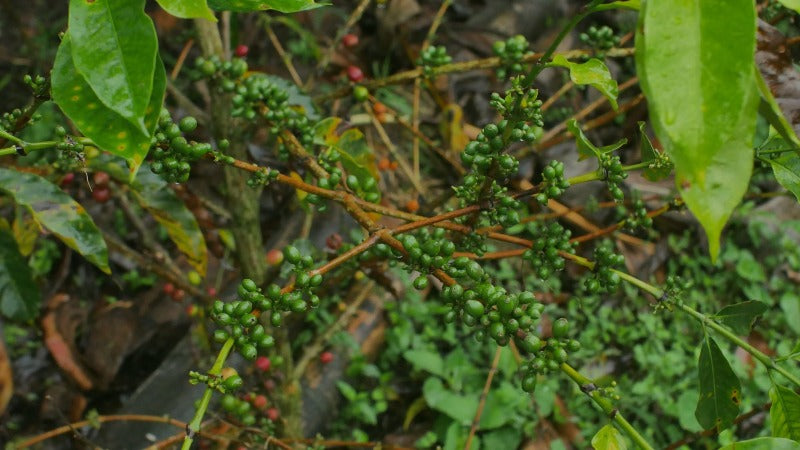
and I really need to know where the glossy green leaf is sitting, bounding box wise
[720,438,800,450]
[594,0,640,11]
[90,155,208,276]
[636,0,759,261]
[156,0,216,21]
[0,229,40,321]
[770,384,800,440]
[591,424,627,450]
[757,73,800,148]
[422,377,478,426]
[207,0,328,12]
[551,56,618,110]
[777,0,800,14]
[68,0,158,131]
[694,336,741,431]
[52,35,165,177]
[0,168,109,274]
[770,152,800,202]
[638,122,673,181]
[567,119,626,161]
[713,301,768,335]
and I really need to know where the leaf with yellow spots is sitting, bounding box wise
[694,336,741,432]
[52,34,165,179]
[0,168,109,274]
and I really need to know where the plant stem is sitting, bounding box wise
[181,338,235,450]
[560,363,655,449]
[0,129,23,145]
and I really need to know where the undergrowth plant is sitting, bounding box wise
[2,0,800,449]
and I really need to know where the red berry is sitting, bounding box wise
[320,351,334,364]
[342,33,359,48]
[263,379,276,391]
[266,407,279,421]
[93,171,110,187]
[206,286,218,297]
[235,44,249,57]
[92,188,111,203]
[171,289,186,302]
[252,394,268,409]
[266,249,284,267]
[163,283,176,295]
[255,356,271,372]
[347,65,364,83]
[60,172,75,187]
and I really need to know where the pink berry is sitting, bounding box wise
[255,356,271,372]
[252,394,268,409]
[235,44,249,58]
[347,65,364,83]
[320,351,334,364]
[342,34,359,48]
[266,407,279,421]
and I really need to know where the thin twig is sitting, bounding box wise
[464,345,502,450]
[265,20,303,86]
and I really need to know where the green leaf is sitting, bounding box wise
[207,0,328,13]
[780,292,800,335]
[422,377,478,426]
[594,0,640,11]
[67,0,158,131]
[479,382,525,429]
[777,0,800,14]
[403,349,445,377]
[314,117,380,200]
[482,427,522,450]
[550,56,618,110]
[0,229,40,321]
[0,168,109,274]
[52,35,165,177]
[638,122,672,181]
[770,384,800,440]
[694,336,741,431]
[770,152,800,202]
[156,0,216,21]
[636,0,759,261]
[713,301,768,335]
[757,72,800,148]
[720,438,800,450]
[336,381,357,401]
[591,424,627,450]
[566,119,626,161]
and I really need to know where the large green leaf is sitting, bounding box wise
[594,0,640,11]
[550,56,618,109]
[720,438,800,450]
[591,424,627,450]
[0,168,109,274]
[422,377,478,426]
[156,0,216,21]
[68,0,158,132]
[770,384,800,440]
[52,34,165,177]
[0,229,40,321]
[207,0,328,12]
[90,156,208,276]
[777,0,800,14]
[713,300,768,335]
[635,0,759,261]
[694,336,741,431]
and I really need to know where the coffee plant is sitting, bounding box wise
[2,0,800,449]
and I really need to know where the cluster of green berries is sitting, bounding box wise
[210,280,277,361]
[22,74,47,93]
[417,45,452,77]
[599,154,627,202]
[523,221,574,279]
[150,112,211,182]
[192,55,248,84]
[246,167,280,188]
[623,199,653,230]
[461,121,531,176]
[189,369,244,393]
[395,228,457,286]
[218,391,278,429]
[344,173,381,203]
[0,108,24,131]
[488,80,545,127]
[536,160,570,204]
[583,242,624,293]
[492,35,531,80]
[520,317,581,391]
[53,126,86,171]
[579,25,620,56]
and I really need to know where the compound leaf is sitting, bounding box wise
[0,168,109,274]
[636,0,759,261]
